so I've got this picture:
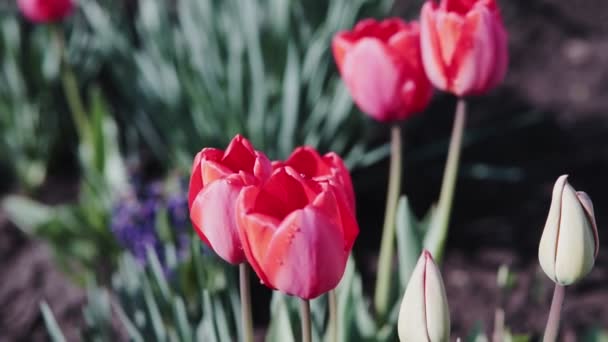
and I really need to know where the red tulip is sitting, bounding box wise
[18,0,75,23]
[236,167,359,299]
[420,0,508,96]
[332,18,433,122]
[273,146,356,212]
[188,135,271,264]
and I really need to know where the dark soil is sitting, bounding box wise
[0,219,84,342]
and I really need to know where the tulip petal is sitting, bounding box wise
[285,147,331,178]
[450,6,496,95]
[341,38,401,121]
[222,135,257,173]
[420,3,449,91]
[555,183,596,285]
[188,151,204,211]
[398,252,431,341]
[576,191,599,257]
[251,167,313,220]
[425,252,451,342]
[323,152,357,212]
[486,18,508,91]
[253,151,272,181]
[201,159,234,187]
[332,33,355,72]
[538,175,567,282]
[262,201,347,299]
[190,179,245,264]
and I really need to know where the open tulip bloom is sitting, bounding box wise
[236,166,359,300]
[420,0,508,96]
[333,18,433,122]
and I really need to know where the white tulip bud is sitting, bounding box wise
[398,250,450,342]
[538,175,599,285]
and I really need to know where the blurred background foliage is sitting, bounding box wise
[0,0,394,277]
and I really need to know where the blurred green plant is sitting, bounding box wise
[43,238,241,341]
[76,0,392,170]
[1,89,127,283]
[0,16,62,190]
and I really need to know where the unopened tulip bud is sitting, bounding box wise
[398,250,450,342]
[538,175,599,285]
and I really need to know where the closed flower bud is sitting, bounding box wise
[398,250,450,342]
[538,175,599,285]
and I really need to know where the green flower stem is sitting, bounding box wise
[239,264,254,342]
[425,99,467,263]
[328,290,338,342]
[374,125,402,319]
[51,25,89,140]
[300,299,311,342]
[543,284,565,342]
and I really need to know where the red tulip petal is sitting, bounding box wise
[252,167,312,220]
[201,159,234,187]
[188,151,204,211]
[450,6,494,95]
[237,186,279,287]
[285,147,331,179]
[222,135,256,173]
[263,200,348,299]
[190,179,246,264]
[322,152,356,212]
[420,2,449,91]
[329,185,360,251]
[332,33,355,72]
[253,152,272,181]
[486,16,508,91]
[341,38,401,121]
[388,23,422,72]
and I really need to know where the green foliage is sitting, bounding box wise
[76,0,392,170]
[1,90,126,283]
[0,16,61,190]
[43,239,240,341]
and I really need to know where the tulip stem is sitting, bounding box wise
[239,264,254,342]
[374,125,402,320]
[424,99,467,263]
[543,284,565,342]
[328,290,338,342]
[300,299,312,342]
[51,25,89,141]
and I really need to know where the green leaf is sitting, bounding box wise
[115,305,145,342]
[1,195,55,234]
[146,246,172,302]
[40,302,67,342]
[142,278,167,341]
[265,293,296,342]
[173,296,193,342]
[279,43,301,157]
